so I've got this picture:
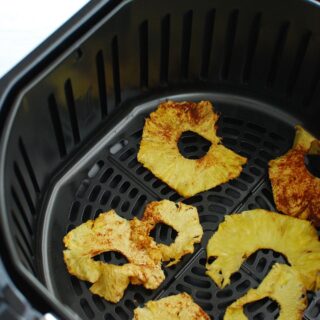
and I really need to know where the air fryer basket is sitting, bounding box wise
[1,0,320,319]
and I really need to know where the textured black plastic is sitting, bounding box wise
[306,292,320,320]
[1,0,320,318]
[0,258,42,320]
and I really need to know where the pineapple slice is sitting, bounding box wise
[63,210,164,303]
[137,101,247,198]
[269,125,320,226]
[63,200,202,302]
[90,263,137,303]
[138,199,203,266]
[224,263,307,320]
[133,293,210,320]
[206,209,320,291]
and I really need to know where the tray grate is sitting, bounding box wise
[42,97,318,320]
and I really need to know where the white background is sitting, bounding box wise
[0,0,90,78]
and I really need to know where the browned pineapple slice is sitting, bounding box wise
[137,101,247,197]
[206,209,320,291]
[224,263,307,320]
[63,210,164,303]
[138,199,203,266]
[133,293,210,320]
[269,125,320,226]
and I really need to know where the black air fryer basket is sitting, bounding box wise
[1,0,320,319]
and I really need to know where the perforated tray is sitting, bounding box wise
[38,92,318,320]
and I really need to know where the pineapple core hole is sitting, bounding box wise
[244,297,279,319]
[93,251,129,266]
[305,154,320,178]
[150,223,178,245]
[245,249,291,273]
[178,131,211,159]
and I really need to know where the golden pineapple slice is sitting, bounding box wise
[269,125,320,226]
[206,209,320,291]
[63,210,164,303]
[138,199,203,266]
[90,263,134,303]
[137,101,247,197]
[224,263,307,320]
[133,293,210,320]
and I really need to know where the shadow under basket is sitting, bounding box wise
[0,0,320,319]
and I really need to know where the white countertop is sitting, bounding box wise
[0,0,90,79]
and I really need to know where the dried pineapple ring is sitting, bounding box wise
[224,263,307,320]
[140,200,203,266]
[269,125,320,226]
[137,100,247,198]
[63,210,164,303]
[133,293,210,320]
[206,209,320,291]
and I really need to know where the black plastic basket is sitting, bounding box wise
[0,0,320,319]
